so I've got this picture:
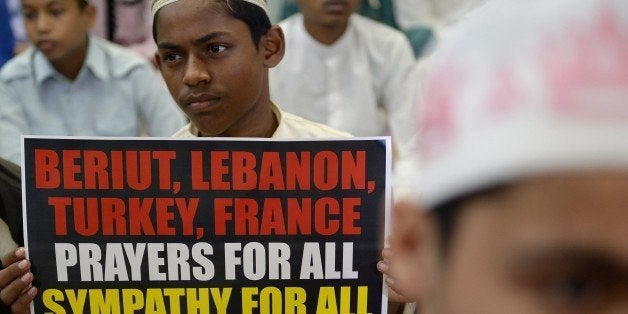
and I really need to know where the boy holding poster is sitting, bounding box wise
[2,0,360,312]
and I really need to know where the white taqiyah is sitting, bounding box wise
[416,0,628,208]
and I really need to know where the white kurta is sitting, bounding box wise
[271,13,416,141]
[172,103,351,139]
[270,13,419,202]
[394,0,489,33]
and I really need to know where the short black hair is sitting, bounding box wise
[152,0,272,47]
[431,184,506,258]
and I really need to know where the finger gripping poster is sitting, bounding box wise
[22,136,391,314]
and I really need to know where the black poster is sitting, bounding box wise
[22,136,391,313]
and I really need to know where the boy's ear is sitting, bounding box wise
[260,25,285,68]
[154,52,162,71]
[84,4,97,30]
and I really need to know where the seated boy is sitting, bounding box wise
[269,0,419,205]
[0,0,186,165]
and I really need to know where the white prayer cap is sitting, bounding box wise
[417,0,628,209]
[152,0,268,17]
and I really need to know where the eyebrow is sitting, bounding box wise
[157,32,232,50]
[508,246,628,280]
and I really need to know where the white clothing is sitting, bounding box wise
[173,103,351,139]
[267,0,287,23]
[394,0,487,31]
[271,13,416,141]
[393,0,435,30]
[270,13,419,202]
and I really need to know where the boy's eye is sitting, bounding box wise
[523,269,616,312]
[208,44,227,54]
[49,6,66,16]
[50,9,64,16]
[22,10,37,20]
[543,274,604,306]
[511,254,621,313]
[159,51,183,64]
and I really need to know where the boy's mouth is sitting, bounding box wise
[323,0,350,13]
[36,40,56,53]
[185,94,221,113]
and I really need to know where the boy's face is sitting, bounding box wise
[21,0,94,64]
[155,0,274,137]
[420,172,628,313]
[296,0,360,27]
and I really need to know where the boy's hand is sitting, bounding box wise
[0,248,36,314]
[377,202,424,303]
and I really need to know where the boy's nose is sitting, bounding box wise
[36,14,53,33]
[182,56,211,86]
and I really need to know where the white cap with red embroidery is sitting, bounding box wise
[417,0,628,208]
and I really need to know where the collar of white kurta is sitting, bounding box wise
[175,102,283,138]
[151,0,267,16]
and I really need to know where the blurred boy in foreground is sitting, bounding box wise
[379,0,628,313]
